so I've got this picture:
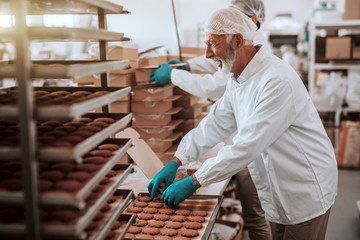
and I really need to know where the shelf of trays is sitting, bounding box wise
[0,0,129,15]
[0,138,132,208]
[0,112,133,162]
[0,164,134,239]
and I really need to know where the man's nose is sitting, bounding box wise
[205,46,214,59]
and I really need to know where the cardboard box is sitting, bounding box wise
[132,113,172,127]
[145,139,172,153]
[133,127,173,140]
[138,57,160,67]
[135,67,157,84]
[108,45,138,61]
[353,46,360,59]
[325,37,351,59]
[95,98,130,113]
[94,70,136,87]
[343,0,360,20]
[174,106,202,119]
[131,100,172,114]
[173,95,200,107]
[73,75,96,84]
[132,84,174,101]
[181,46,206,56]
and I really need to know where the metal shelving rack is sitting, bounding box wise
[0,0,132,239]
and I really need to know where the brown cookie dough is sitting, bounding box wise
[187,216,206,223]
[142,227,160,235]
[148,220,165,228]
[153,214,170,221]
[160,228,178,237]
[175,209,191,216]
[170,215,187,222]
[132,219,148,227]
[143,207,158,214]
[127,226,142,234]
[127,207,143,213]
[137,213,153,220]
[165,221,183,229]
[184,222,203,230]
[180,229,199,238]
[133,201,148,208]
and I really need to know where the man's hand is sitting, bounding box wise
[149,63,172,85]
[161,176,200,207]
[147,160,179,200]
[167,59,187,70]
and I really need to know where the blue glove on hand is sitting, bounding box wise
[161,176,199,208]
[147,160,179,200]
[167,59,186,70]
[149,63,172,85]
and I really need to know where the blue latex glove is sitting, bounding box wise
[167,59,186,70]
[161,176,199,207]
[147,160,179,200]
[149,63,172,85]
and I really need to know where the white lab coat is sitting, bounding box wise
[174,46,337,224]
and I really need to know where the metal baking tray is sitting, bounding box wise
[0,60,130,79]
[0,113,132,162]
[0,139,132,208]
[103,214,136,240]
[0,86,131,120]
[86,189,135,240]
[0,164,133,238]
[0,0,128,14]
[0,26,127,42]
[122,193,224,240]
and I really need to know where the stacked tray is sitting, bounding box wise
[0,138,132,208]
[0,86,131,120]
[0,164,133,239]
[0,113,132,162]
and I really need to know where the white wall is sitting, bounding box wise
[109,0,345,54]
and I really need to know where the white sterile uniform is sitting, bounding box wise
[174,46,338,225]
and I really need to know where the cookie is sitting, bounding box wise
[180,229,199,238]
[60,136,84,144]
[137,213,153,220]
[148,220,165,228]
[64,121,85,128]
[79,125,101,133]
[127,226,142,234]
[105,231,115,240]
[107,196,117,204]
[106,170,118,178]
[154,214,170,221]
[142,227,160,235]
[148,202,164,208]
[97,143,119,151]
[40,170,64,182]
[0,179,23,191]
[175,209,191,216]
[160,228,178,237]
[70,130,93,138]
[42,121,63,128]
[49,210,78,223]
[93,90,110,96]
[84,156,107,165]
[143,207,158,214]
[93,185,104,193]
[165,221,182,229]
[138,196,151,202]
[158,208,175,215]
[55,180,82,192]
[93,212,104,222]
[44,130,67,138]
[170,215,187,222]
[94,117,115,124]
[191,210,208,217]
[85,221,98,232]
[136,234,154,239]
[127,207,143,213]
[132,219,148,227]
[87,121,109,129]
[124,233,135,238]
[76,163,100,173]
[111,221,121,230]
[173,237,192,240]
[157,236,172,240]
[101,204,111,213]
[100,178,111,185]
[184,222,203,230]
[50,163,75,173]
[89,150,113,158]
[187,216,205,223]
[76,117,93,123]
[133,201,148,208]
[55,125,76,133]
[66,171,91,182]
[38,180,53,192]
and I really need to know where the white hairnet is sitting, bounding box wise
[205,8,258,40]
[230,0,265,28]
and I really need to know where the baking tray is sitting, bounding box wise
[0,164,133,238]
[0,0,128,14]
[0,60,130,79]
[86,189,135,240]
[0,86,131,120]
[0,139,132,208]
[0,113,132,162]
[102,214,136,240]
[122,193,224,240]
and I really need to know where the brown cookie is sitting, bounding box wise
[157,236,172,240]
[94,117,115,124]
[78,125,101,133]
[160,228,178,237]
[60,136,84,144]
[165,221,183,229]
[64,121,85,128]
[105,231,116,240]
[127,226,142,234]
[76,117,93,123]
[70,130,93,138]
[106,170,118,178]
[158,208,175,215]
[89,150,113,158]
[87,121,109,129]
[191,210,208,217]
[148,220,165,228]
[187,216,205,223]
[173,237,192,240]
[143,207,158,214]
[44,130,67,138]
[42,121,63,128]
[133,201,148,208]
[85,221,98,232]
[50,163,75,173]
[132,219,148,227]
[83,156,107,165]
[49,210,78,223]
[124,233,135,238]
[101,204,111,213]
[111,221,121,230]
[55,125,76,133]
[138,196,151,202]
[97,143,119,151]
[136,234,154,239]
[0,179,23,191]
[76,163,100,173]
[148,202,164,208]
[127,207,143,213]
[180,229,199,238]
[107,196,117,203]
[137,213,153,220]
[170,215,187,222]
[92,185,104,193]
[153,214,170,221]
[40,170,64,182]
[175,209,191,216]
[142,227,160,235]
[54,180,82,192]
[184,222,203,230]
[38,179,53,192]
[93,212,104,222]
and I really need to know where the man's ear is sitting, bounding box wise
[233,33,244,48]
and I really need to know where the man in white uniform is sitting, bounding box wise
[148,7,337,240]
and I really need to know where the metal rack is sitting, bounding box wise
[0,0,132,239]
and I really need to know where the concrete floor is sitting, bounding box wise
[241,169,360,240]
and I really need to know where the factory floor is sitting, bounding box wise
[241,168,360,240]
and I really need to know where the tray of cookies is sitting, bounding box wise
[0,113,132,162]
[120,192,224,240]
[0,86,131,120]
[84,189,134,240]
[0,164,133,239]
[0,139,132,208]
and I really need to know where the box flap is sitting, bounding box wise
[115,128,164,179]
[164,95,182,102]
[163,143,179,155]
[164,119,183,129]
[162,131,183,142]
[164,107,182,115]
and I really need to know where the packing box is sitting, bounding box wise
[132,84,174,101]
[132,127,173,140]
[138,57,160,67]
[174,102,211,119]
[94,69,136,87]
[95,99,130,113]
[132,114,172,127]
[131,100,172,114]
[135,67,156,84]
[343,0,360,20]
[325,37,351,59]
[173,95,200,107]
[108,45,138,61]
